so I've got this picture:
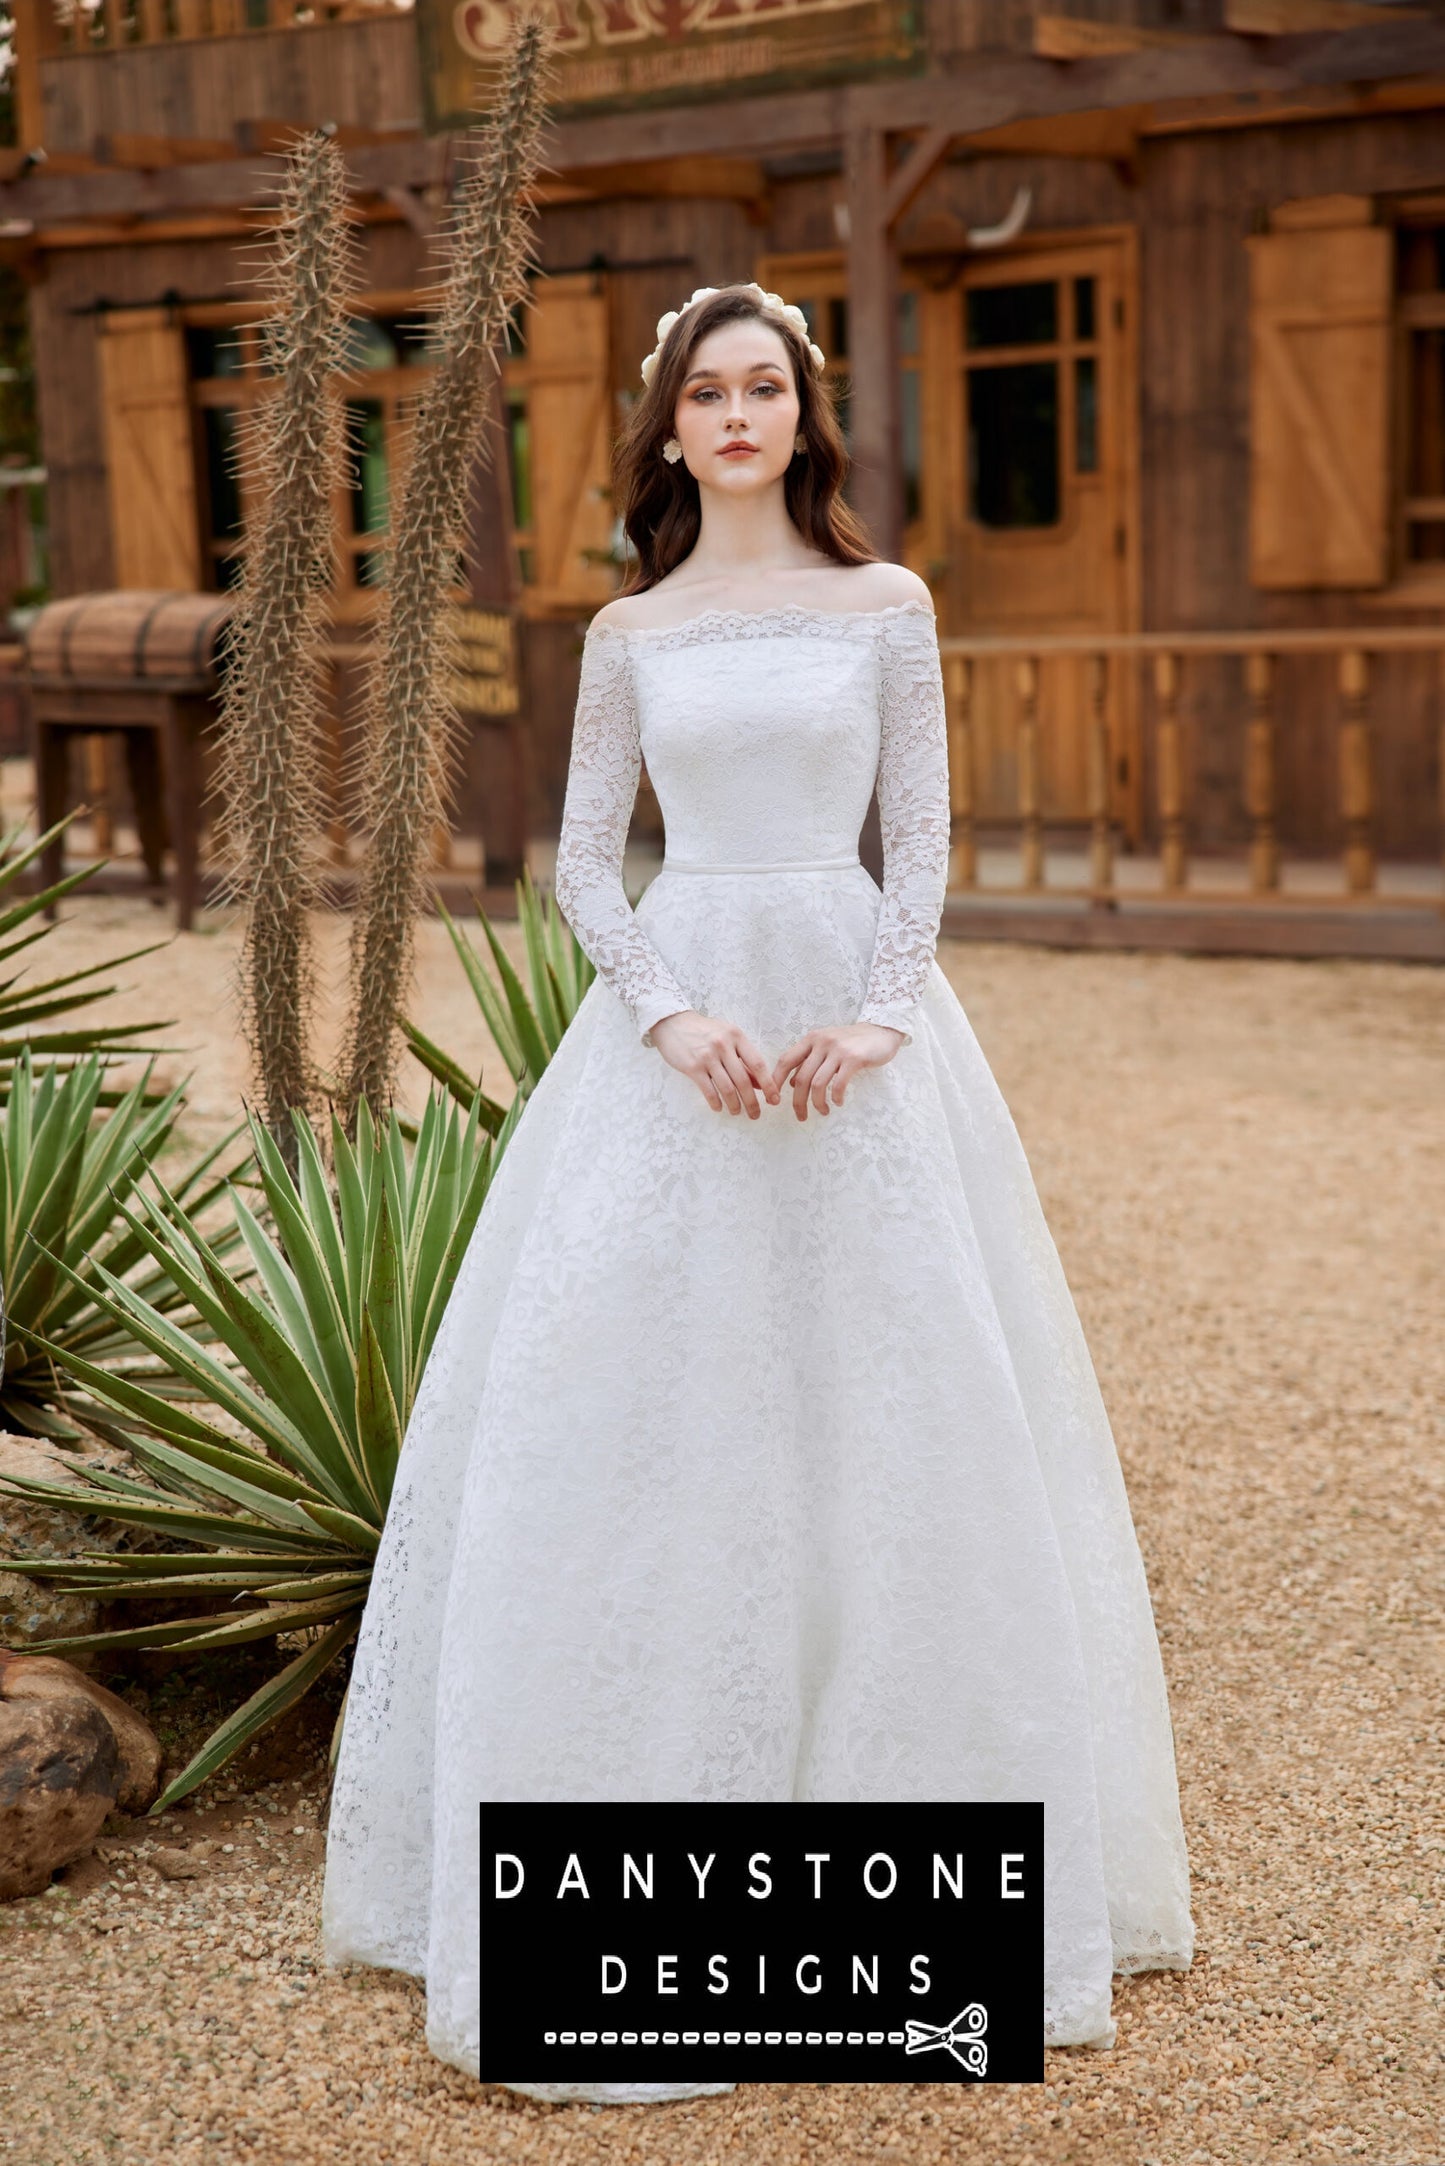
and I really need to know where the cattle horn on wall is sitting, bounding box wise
[967,185,1033,250]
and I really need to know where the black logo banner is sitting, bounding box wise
[479,1802,1044,2083]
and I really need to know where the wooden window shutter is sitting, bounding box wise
[97,309,203,590]
[524,277,616,608]
[1248,208,1392,589]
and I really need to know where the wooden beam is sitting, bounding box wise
[880,127,955,230]
[0,135,449,224]
[93,134,242,170]
[554,156,770,203]
[232,118,421,157]
[1033,16,1217,60]
[1135,68,1445,138]
[25,200,435,250]
[946,106,1146,162]
[1225,0,1425,32]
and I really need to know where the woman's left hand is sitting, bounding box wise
[769,1023,904,1121]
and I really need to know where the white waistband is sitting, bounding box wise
[660,852,863,875]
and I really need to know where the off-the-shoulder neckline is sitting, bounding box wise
[588,598,935,640]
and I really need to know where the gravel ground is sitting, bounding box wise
[3,894,1443,2166]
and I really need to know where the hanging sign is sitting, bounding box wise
[418,0,923,132]
[445,605,521,717]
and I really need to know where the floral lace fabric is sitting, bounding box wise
[321,602,1195,2105]
[553,602,953,1048]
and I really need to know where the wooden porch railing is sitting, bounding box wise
[937,626,1445,916]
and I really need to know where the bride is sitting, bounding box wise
[320,280,1195,2103]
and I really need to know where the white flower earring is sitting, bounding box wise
[662,436,683,464]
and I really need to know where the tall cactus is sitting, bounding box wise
[339,15,551,1128]
[212,129,356,1168]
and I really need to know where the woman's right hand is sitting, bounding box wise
[648,1010,781,1118]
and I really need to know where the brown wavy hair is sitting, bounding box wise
[614,284,877,594]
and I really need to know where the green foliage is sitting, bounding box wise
[0,1046,252,1439]
[400,866,594,1126]
[0,813,177,1100]
[341,16,551,1123]
[0,1085,523,1808]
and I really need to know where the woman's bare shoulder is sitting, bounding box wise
[841,561,934,614]
[588,587,687,633]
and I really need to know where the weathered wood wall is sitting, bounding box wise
[37,20,421,157]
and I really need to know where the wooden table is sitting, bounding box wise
[23,591,230,931]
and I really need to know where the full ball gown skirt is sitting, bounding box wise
[320,601,1195,2103]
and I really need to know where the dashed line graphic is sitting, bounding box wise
[543,2003,989,2074]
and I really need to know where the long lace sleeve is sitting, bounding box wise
[855,607,952,1048]
[554,624,694,1047]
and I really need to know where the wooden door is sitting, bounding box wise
[930,236,1140,837]
[97,309,203,591]
[521,275,617,613]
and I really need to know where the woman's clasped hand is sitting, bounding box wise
[647,1010,906,1120]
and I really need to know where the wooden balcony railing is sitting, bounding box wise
[43,0,405,50]
[937,626,1445,917]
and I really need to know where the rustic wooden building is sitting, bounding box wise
[3,0,1443,952]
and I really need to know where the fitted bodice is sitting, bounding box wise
[553,600,952,1048]
[628,608,887,866]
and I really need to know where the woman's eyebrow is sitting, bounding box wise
[682,359,789,385]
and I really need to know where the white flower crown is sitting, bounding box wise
[639,282,826,388]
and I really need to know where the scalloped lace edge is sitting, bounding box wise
[590,599,937,648]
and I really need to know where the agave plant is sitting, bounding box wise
[0,1046,252,1439]
[400,866,595,1126]
[0,1084,523,1809]
[0,812,178,1101]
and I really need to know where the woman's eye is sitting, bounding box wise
[688,381,781,400]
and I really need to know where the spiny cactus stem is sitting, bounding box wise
[339,17,551,1131]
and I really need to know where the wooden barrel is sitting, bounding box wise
[23,591,233,689]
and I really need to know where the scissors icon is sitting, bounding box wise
[903,2001,989,2075]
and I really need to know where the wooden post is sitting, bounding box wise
[12,0,64,153]
[844,124,901,567]
[1087,651,1115,902]
[842,122,954,568]
[1016,655,1043,891]
[945,654,975,890]
[1338,646,1374,894]
[1244,650,1278,893]
[1155,651,1187,893]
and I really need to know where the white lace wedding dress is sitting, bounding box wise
[320,599,1195,2104]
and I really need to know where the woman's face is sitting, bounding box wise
[671,317,801,499]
